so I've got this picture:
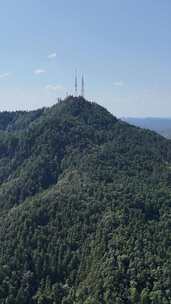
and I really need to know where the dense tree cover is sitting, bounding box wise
[0,96,170,303]
[0,109,44,131]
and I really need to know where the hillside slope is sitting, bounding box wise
[0,96,170,304]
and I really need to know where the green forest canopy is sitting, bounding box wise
[0,96,170,303]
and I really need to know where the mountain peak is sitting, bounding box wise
[44,96,118,131]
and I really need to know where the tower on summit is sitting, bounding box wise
[81,74,85,97]
[75,69,78,96]
[74,70,85,98]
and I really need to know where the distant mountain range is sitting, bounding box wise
[123,117,171,138]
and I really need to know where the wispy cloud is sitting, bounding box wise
[45,84,64,91]
[34,69,46,75]
[0,72,11,79]
[48,52,57,59]
[113,81,124,87]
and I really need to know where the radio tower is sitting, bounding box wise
[75,69,78,96]
[81,74,85,97]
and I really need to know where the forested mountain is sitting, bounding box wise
[123,117,171,139]
[0,96,171,304]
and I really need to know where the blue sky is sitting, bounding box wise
[0,0,171,117]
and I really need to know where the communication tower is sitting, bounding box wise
[75,70,78,96]
[81,74,85,97]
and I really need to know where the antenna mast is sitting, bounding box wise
[75,69,78,96]
[81,74,85,97]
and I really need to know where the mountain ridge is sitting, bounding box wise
[0,96,170,303]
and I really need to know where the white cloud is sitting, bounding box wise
[48,52,57,59]
[45,84,64,91]
[113,81,124,87]
[34,69,46,75]
[0,72,11,79]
